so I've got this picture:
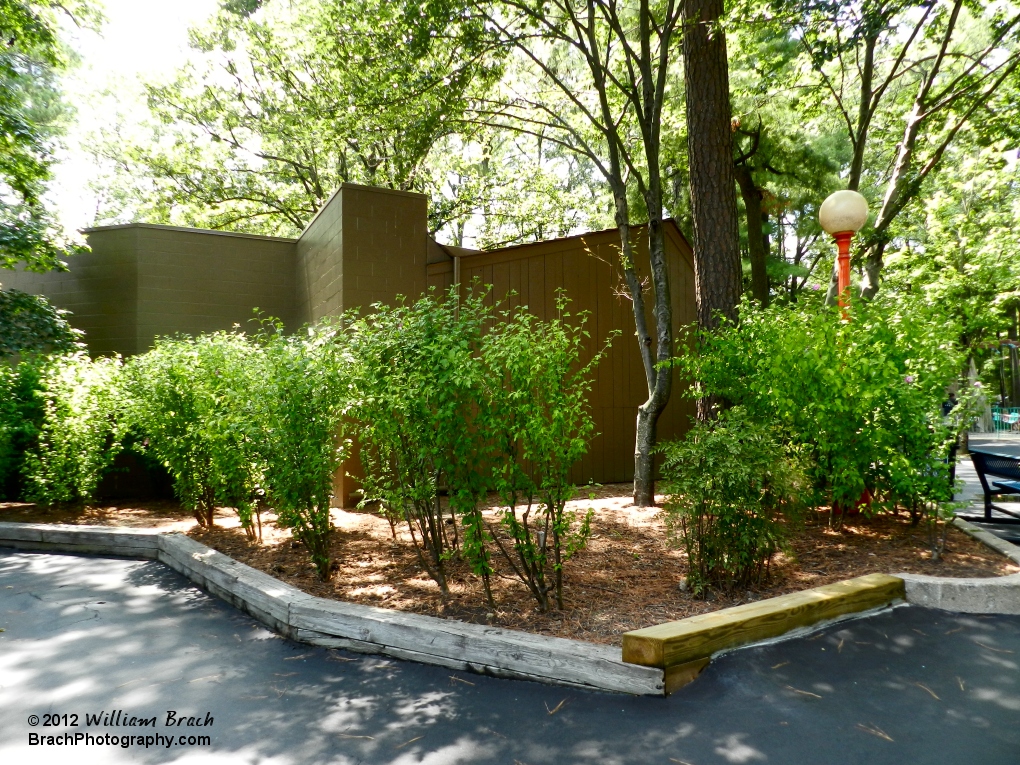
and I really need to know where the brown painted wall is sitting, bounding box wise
[294,184,430,505]
[3,185,695,503]
[130,225,298,344]
[425,222,697,487]
[296,183,428,324]
[2,224,297,356]
[2,228,139,356]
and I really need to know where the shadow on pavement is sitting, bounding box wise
[1,549,1019,764]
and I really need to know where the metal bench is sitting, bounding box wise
[964,448,1020,525]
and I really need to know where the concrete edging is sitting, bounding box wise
[893,517,1020,614]
[951,516,1020,566]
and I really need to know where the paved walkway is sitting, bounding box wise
[957,438,1020,542]
[2,550,1020,764]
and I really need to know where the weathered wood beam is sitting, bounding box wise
[623,573,905,672]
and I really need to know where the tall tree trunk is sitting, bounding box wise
[682,0,741,419]
[735,165,769,307]
[633,217,673,507]
[1010,305,1020,407]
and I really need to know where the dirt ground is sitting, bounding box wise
[3,484,1016,645]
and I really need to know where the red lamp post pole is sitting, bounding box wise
[833,230,853,314]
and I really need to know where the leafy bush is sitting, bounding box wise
[679,294,964,521]
[0,357,45,499]
[661,410,806,594]
[121,332,264,533]
[352,290,494,599]
[352,288,606,609]
[482,299,607,611]
[22,353,123,504]
[249,322,353,580]
[0,288,83,358]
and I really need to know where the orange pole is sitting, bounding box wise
[833,231,853,314]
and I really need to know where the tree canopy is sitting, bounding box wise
[0,0,96,272]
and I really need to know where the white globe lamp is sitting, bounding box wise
[819,190,869,308]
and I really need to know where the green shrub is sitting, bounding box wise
[679,294,964,521]
[661,411,806,595]
[0,288,83,358]
[22,353,123,505]
[249,322,353,580]
[352,289,494,599]
[0,356,45,499]
[482,298,608,611]
[121,332,264,533]
[352,289,608,609]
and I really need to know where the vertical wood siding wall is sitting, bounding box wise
[427,222,697,485]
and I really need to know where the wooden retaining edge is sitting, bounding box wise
[0,521,161,559]
[622,573,906,693]
[289,595,663,696]
[0,523,664,696]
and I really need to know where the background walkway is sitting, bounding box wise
[2,549,1019,764]
[957,436,1020,544]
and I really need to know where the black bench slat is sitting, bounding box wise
[967,449,1020,523]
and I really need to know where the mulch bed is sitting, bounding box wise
[3,484,1016,646]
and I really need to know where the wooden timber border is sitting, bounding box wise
[622,574,906,693]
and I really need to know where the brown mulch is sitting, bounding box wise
[3,485,1017,646]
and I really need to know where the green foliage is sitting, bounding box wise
[94,0,505,237]
[0,288,83,357]
[121,332,264,533]
[482,297,608,611]
[661,410,806,594]
[0,1,96,271]
[352,289,494,597]
[22,353,122,504]
[883,150,1020,366]
[112,324,351,577]
[352,288,604,608]
[249,323,354,580]
[0,355,44,499]
[679,295,964,520]
[0,291,605,598]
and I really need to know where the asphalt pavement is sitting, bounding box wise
[2,549,1019,765]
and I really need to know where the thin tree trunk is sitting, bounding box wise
[1011,305,1020,407]
[632,193,674,506]
[683,0,741,419]
[735,165,769,307]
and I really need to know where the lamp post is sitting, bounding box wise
[819,190,869,311]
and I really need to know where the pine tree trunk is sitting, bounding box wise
[683,0,741,421]
[682,0,741,334]
[735,165,769,307]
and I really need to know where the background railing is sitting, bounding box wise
[990,406,1020,436]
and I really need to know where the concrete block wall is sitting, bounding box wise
[293,184,429,506]
[338,184,427,314]
[296,188,344,324]
[1,184,699,506]
[131,225,297,344]
[296,183,428,324]
[2,225,297,357]
[2,228,139,356]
